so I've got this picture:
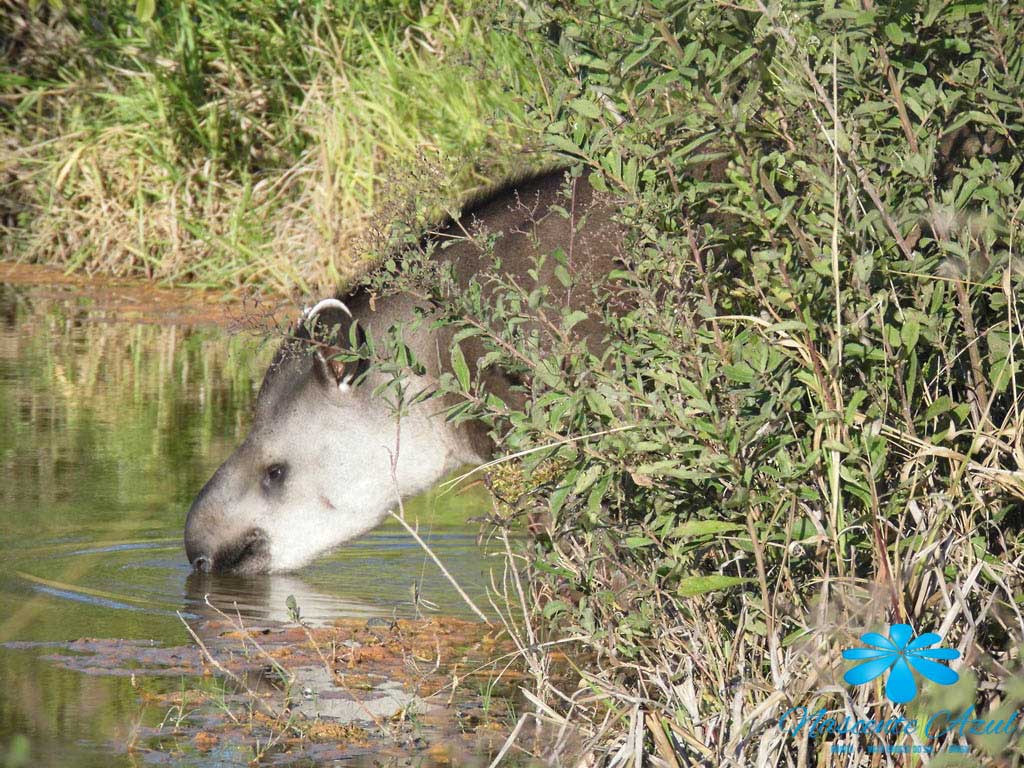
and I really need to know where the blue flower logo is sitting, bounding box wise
[842,623,960,704]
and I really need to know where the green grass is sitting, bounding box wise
[1,0,545,294]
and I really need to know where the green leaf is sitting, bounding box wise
[554,263,571,288]
[677,575,750,597]
[135,0,156,21]
[572,464,604,495]
[549,471,577,518]
[720,48,757,80]
[623,536,656,548]
[901,317,920,350]
[672,520,744,538]
[884,22,906,45]
[990,359,1017,394]
[587,474,612,517]
[944,2,985,21]
[569,98,603,120]
[563,310,588,331]
[542,600,569,619]
[924,395,954,420]
[845,390,868,424]
[586,391,615,419]
[723,363,756,384]
[450,343,470,391]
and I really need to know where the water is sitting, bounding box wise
[0,277,496,766]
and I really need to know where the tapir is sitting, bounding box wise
[184,167,622,573]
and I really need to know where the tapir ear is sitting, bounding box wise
[301,299,369,392]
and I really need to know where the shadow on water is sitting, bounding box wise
[0,278,497,766]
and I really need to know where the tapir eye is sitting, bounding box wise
[262,463,287,490]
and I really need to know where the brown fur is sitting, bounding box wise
[185,168,626,573]
[298,167,625,457]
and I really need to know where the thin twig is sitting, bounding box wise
[439,424,640,492]
[387,508,491,624]
[385,414,492,624]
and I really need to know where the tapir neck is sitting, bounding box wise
[349,289,491,468]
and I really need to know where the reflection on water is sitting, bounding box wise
[0,280,494,766]
[185,571,384,623]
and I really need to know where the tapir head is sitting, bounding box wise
[184,299,470,574]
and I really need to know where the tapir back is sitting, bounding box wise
[417,169,623,406]
[440,168,622,315]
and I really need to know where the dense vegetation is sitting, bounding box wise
[395,2,1024,764]
[5,0,1024,765]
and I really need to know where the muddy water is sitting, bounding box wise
[0,278,496,766]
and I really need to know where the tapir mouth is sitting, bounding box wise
[206,528,270,575]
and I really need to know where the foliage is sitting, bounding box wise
[387,1,1024,764]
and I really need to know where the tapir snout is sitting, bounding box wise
[185,466,273,575]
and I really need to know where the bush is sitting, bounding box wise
[393,1,1024,763]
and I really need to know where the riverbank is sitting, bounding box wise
[0,261,264,326]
